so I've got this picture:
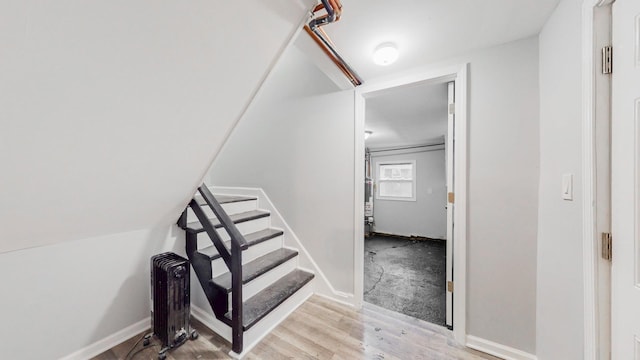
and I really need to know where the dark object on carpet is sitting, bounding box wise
[364,235,446,326]
[369,232,440,242]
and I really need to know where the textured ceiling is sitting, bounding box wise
[325,0,561,80]
[323,0,560,148]
[365,81,448,148]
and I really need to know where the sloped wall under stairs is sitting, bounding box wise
[0,0,315,254]
[0,2,315,358]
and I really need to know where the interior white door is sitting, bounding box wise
[611,0,640,358]
[445,81,455,328]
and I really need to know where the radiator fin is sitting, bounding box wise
[151,252,191,348]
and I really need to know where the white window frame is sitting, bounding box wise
[375,160,417,201]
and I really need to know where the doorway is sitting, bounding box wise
[363,81,450,326]
[354,64,468,343]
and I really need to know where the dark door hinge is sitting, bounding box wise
[602,46,613,75]
[602,232,612,261]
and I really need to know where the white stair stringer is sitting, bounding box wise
[226,255,298,305]
[191,278,314,358]
[209,235,284,277]
[196,216,271,250]
[187,191,317,357]
[187,199,258,223]
[210,186,353,304]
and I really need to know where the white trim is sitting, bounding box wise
[353,63,469,344]
[581,2,598,358]
[453,64,469,345]
[466,335,537,360]
[314,291,358,308]
[354,89,366,310]
[191,305,232,341]
[445,80,455,328]
[210,186,354,304]
[582,0,612,359]
[375,159,417,201]
[238,289,314,359]
[192,286,314,359]
[58,317,150,360]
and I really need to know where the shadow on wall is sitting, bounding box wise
[262,0,313,21]
[89,224,185,347]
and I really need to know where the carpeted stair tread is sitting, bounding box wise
[223,269,315,331]
[197,228,284,260]
[211,248,298,292]
[185,210,269,234]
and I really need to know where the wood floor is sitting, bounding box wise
[92,296,500,360]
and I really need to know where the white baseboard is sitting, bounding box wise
[239,287,313,358]
[191,305,232,342]
[58,317,150,360]
[466,335,537,360]
[314,291,356,309]
[191,282,313,359]
[210,186,352,305]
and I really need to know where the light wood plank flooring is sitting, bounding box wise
[92,296,499,360]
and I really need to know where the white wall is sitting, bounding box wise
[209,45,356,293]
[210,36,540,354]
[537,0,585,358]
[0,226,182,359]
[371,148,447,239]
[461,37,540,356]
[0,1,315,357]
[365,38,540,354]
[0,0,313,254]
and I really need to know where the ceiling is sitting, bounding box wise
[365,81,448,149]
[325,0,561,80]
[311,0,560,149]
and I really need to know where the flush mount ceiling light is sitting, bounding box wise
[372,43,399,66]
[365,130,373,140]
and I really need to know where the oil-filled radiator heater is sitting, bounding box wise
[150,252,198,359]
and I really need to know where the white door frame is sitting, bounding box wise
[582,0,614,359]
[446,81,455,329]
[353,63,469,344]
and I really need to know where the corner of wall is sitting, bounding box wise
[210,186,357,307]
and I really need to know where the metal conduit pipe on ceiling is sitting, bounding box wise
[305,0,363,87]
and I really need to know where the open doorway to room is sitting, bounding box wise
[355,65,467,341]
[362,80,451,327]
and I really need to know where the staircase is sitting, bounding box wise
[178,184,314,356]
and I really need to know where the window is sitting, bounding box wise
[376,160,416,201]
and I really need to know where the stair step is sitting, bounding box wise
[214,194,258,204]
[188,194,258,223]
[211,248,298,292]
[223,269,315,331]
[197,194,257,206]
[185,209,270,234]
[197,228,284,260]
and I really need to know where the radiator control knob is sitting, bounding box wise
[173,265,186,278]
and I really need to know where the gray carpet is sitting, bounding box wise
[364,235,446,326]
